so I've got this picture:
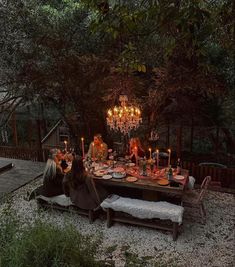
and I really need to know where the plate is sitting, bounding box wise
[102,174,112,180]
[126,163,135,167]
[174,175,184,180]
[94,170,107,177]
[157,179,169,186]
[126,176,138,182]
[112,172,126,179]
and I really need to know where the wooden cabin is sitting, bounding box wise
[41,119,74,150]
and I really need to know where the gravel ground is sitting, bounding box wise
[0,177,234,267]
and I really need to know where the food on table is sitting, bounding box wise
[126,176,138,182]
[126,162,135,167]
[113,167,125,173]
[174,175,184,180]
[94,170,107,176]
[157,179,169,186]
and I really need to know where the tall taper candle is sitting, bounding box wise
[92,142,95,159]
[167,148,171,166]
[149,148,152,159]
[156,149,159,169]
[64,140,68,152]
[81,137,85,158]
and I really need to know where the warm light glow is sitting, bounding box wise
[81,137,84,141]
[168,149,171,153]
[64,140,67,144]
[106,95,142,135]
[156,149,159,153]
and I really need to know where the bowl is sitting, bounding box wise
[112,172,126,179]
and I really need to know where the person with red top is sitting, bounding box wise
[129,137,145,163]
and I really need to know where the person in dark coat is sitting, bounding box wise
[63,156,108,210]
[41,149,64,197]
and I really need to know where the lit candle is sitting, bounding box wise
[81,137,85,158]
[149,148,152,159]
[167,148,171,166]
[92,142,95,159]
[156,149,159,169]
[64,140,68,152]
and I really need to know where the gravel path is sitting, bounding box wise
[0,177,234,267]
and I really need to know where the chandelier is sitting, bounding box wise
[106,95,142,135]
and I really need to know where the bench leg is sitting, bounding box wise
[107,208,114,228]
[88,210,95,223]
[173,222,178,241]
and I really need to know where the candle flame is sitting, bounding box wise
[81,137,84,141]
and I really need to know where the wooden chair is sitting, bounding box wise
[182,176,211,222]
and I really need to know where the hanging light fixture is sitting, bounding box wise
[106,95,142,135]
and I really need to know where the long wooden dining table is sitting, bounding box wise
[91,164,189,200]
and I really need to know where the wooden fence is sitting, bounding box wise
[0,146,234,189]
[0,146,49,162]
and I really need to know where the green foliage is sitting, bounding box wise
[0,207,105,267]
[0,0,234,147]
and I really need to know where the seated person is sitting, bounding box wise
[64,152,74,163]
[87,134,108,161]
[129,137,145,163]
[63,156,108,210]
[41,149,65,197]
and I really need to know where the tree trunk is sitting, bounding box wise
[221,128,235,154]
[176,125,182,159]
[11,111,18,146]
[27,106,32,148]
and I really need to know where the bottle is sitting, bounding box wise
[142,157,147,176]
[168,165,173,181]
[176,158,181,175]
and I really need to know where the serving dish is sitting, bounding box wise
[112,172,126,179]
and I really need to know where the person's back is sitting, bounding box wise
[42,150,64,197]
[63,157,108,210]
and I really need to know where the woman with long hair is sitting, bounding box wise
[87,134,108,161]
[129,137,145,163]
[41,149,64,197]
[63,156,108,210]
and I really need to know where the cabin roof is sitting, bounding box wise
[41,119,67,144]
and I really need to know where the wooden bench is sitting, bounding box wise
[101,195,184,241]
[29,186,98,223]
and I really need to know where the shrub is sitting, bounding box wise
[0,206,106,267]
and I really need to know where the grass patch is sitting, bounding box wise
[0,203,108,267]
[105,244,118,254]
